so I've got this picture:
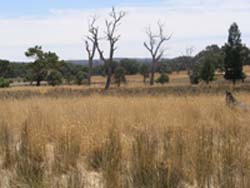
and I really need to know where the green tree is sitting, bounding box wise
[139,64,150,83]
[120,59,140,75]
[224,23,244,84]
[114,67,126,87]
[200,57,215,84]
[241,45,250,65]
[25,46,47,86]
[0,77,10,88]
[0,60,10,78]
[189,64,200,85]
[156,73,169,85]
[196,45,224,72]
[25,46,63,86]
[47,70,63,86]
[75,71,87,85]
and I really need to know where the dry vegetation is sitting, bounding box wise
[0,88,250,187]
[1,72,250,187]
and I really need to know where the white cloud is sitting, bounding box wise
[0,0,249,61]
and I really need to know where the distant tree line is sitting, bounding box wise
[0,14,249,88]
[188,23,250,85]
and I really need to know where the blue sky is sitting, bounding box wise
[0,0,249,61]
[0,0,160,17]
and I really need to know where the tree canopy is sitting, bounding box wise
[224,23,244,84]
[25,46,63,86]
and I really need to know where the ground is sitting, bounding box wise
[0,69,250,187]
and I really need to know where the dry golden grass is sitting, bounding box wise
[0,90,250,187]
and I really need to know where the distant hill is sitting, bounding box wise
[67,58,153,65]
[11,58,159,65]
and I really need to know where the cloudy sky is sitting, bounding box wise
[0,0,249,61]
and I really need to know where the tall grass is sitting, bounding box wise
[0,93,250,187]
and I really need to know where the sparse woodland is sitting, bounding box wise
[0,7,250,188]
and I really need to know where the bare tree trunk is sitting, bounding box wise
[144,22,171,86]
[88,59,93,86]
[150,60,156,86]
[36,79,41,87]
[85,17,97,87]
[105,66,112,90]
[150,71,155,86]
[91,8,125,90]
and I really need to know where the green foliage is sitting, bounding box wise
[241,45,250,65]
[189,64,200,85]
[93,64,106,76]
[140,64,150,83]
[156,73,169,85]
[200,57,215,84]
[25,46,63,86]
[7,63,28,79]
[75,71,87,85]
[158,61,173,74]
[114,66,126,87]
[0,60,10,77]
[160,57,194,73]
[224,23,244,84]
[0,77,10,88]
[60,62,82,84]
[196,45,225,72]
[47,70,63,86]
[120,59,140,75]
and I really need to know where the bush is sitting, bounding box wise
[114,67,126,87]
[189,64,200,85]
[120,59,140,75]
[200,57,215,84]
[140,64,150,83]
[75,71,87,85]
[156,73,169,85]
[0,77,10,88]
[47,70,63,86]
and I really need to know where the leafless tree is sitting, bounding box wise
[144,22,171,85]
[85,16,98,85]
[94,7,126,90]
[185,46,194,75]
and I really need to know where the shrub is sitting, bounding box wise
[114,67,126,87]
[47,70,63,86]
[200,57,215,84]
[156,73,169,85]
[140,64,150,83]
[189,64,200,85]
[75,71,87,85]
[0,77,10,88]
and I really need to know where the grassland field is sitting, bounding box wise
[0,70,250,188]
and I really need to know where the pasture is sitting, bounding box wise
[0,72,250,188]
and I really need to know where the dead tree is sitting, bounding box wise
[185,47,194,75]
[144,22,171,85]
[94,7,126,90]
[85,17,98,85]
